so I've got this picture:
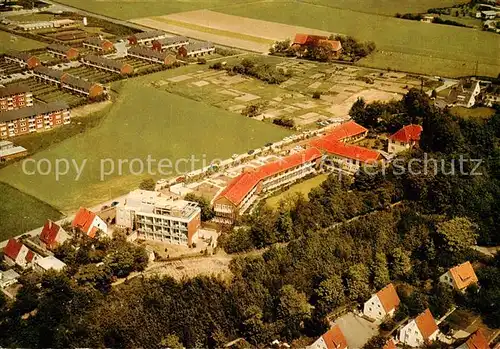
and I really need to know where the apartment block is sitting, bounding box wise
[152,36,189,51]
[4,51,41,69]
[81,54,134,75]
[47,43,80,60]
[83,37,115,52]
[0,84,33,111]
[127,46,177,65]
[128,30,167,45]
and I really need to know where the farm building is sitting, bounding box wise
[0,101,70,138]
[292,33,343,58]
[16,19,76,31]
[213,148,322,224]
[83,37,115,52]
[152,36,189,51]
[116,190,202,246]
[0,84,33,111]
[127,46,176,65]
[0,140,27,161]
[82,54,134,75]
[4,51,41,69]
[51,19,76,28]
[47,43,80,60]
[128,30,167,45]
[179,42,215,58]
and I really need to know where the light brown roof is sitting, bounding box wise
[449,261,478,290]
[322,325,347,349]
[415,309,438,340]
[376,283,400,313]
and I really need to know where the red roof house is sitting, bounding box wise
[328,120,368,142]
[390,124,423,143]
[459,329,490,349]
[440,261,479,292]
[363,283,400,320]
[415,309,439,340]
[3,239,36,269]
[293,33,328,46]
[377,283,401,314]
[321,325,348,349]
[39,220,69,250]
[72,207,108,238]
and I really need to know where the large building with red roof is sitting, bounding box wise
[399,308,439,347]
[213,148,322,224]
[388,124,423,154]
[72,207,108,238]
[363,283,401,321]
[292,34,343,59]
[39,219,70,250]
[307,324,348,349]
[3,239,37,269]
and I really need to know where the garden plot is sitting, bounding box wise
[19,78,86,106]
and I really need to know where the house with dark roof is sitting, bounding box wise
[0,84,33,111]
[439,80,481,108]
[456,329,490,349]
[83,37,115,52]
[4,51,41,69]
[128,30,167,45]
[127,46,177,65]
[3,239,37,269]
[0,102,70,138]
[399,309,439,347]
[440,261,478,293]
[179,42,215,58]
[72,207,109,238]
[47,43,79,60]
[32,66,67,84]
[39,220,70,250]
[81,54,134,75]
[213,148,322,224]
[152,36,189,51]
[388,124,423,154]
[363,283,401,321]
[307,325,348,349]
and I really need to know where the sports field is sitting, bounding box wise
[0,30,46,53]
[0,70,291,213]
[0,182,63,241]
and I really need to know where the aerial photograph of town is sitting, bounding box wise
[0,0,499,347]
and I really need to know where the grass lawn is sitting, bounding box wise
[0,71,292,213]
[7,13,59,22]
[266,174,328,209]
[0,182,63,241]
[450,106,496,119]
[0,30,46,53]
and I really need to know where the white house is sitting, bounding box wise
[399,309,439,347]
[0,269,20,289]
[307,325,348,349]
[72,207,109,238]
[363,283,401,321]
[388,124,423,154]
[439,261,478,293]
[3,239,37,269]
[34,256,67,273]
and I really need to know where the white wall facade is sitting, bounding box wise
[399,320,425,348]
[363,294,387,321]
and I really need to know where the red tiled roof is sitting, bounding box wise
[390,124,423,143]
[3,239,22,261]
[310,138,380,163]
[72,207,96,235]
[449,261,478,290]
[383,339,397,349]
[25,250,35,263]
[377,283,400,313]
[217,148,322,206]
[328,121,368,141]
[293,33,327,45]
[322,325,348,349]
[318,39,342,52]
[465,329,490,349]
[415,309,438,340]
[39,220,61,246]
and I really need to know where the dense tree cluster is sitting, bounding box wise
[210,58,290,84]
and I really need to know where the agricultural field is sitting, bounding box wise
[0,182,63,241]
[265,174,328,209]
[450,106,496,119]
[20,77,87,107]
[0,30,46,53]
[0,73,291,213]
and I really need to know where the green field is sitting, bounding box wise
[0,70,291,213]
[450,106,496,119]
[265,174,328,208]
[0,30,46,53]
[0,182,63,241]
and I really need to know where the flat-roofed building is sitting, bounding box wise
[4,51,41,69]
[0,102,70,138]
[0,84,33,111]
[127,46,176,65]
[34,256,66,273]
[179,42,215,58]
[47,43,80,60]
[0,140,27,161]
[116,190,201,246]
[152,36,189,51]
[82,54,134,75]
[128,30,167,45]
[83,37,115,52]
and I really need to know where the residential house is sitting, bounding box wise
[439,261,478,293]
[213,148,322,224]
[72,207,109,238]
[456,329,490,349]
[0,269,20,289]
[0,140,27,161]
[33,256,66,273]
[0,84,33,111]
[127,46,177,65]
[83,37,115,52]
[399,309,439,347]
[307,325,348,349]
[32,66,67,85]
[116,190,201,246]
[292,34,343,58]
[388,124,423,154]
[152,36,189,51]
[4,51,41,69]
[442,81,481,108]
[39,219,70,250]
[363,283,401,321]
[179,42,215,58]
[47,43,80,60]
[3,239,37,269]
[0,102,70,138]
[128,30,167,45]
[81,54,134,75]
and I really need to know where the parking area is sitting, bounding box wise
[334,312,379,349]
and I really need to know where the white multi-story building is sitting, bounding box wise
[116,190,201,246]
